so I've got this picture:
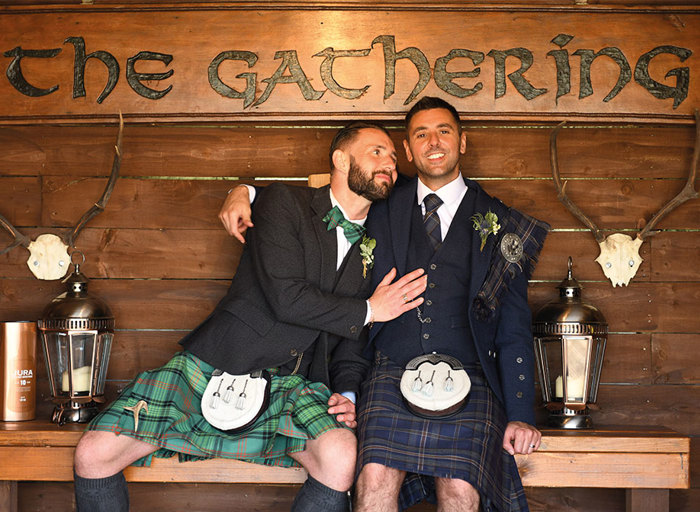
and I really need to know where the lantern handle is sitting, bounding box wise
[70,249,86,271]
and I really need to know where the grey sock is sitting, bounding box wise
[291,475,350,512]
[74,471,129,512]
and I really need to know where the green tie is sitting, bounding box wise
[322,206,366,244]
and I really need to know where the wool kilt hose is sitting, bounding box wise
[87,351,346,467]
[356,354,528,512]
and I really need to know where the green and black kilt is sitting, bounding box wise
[357,354,529,512]
[87,351,345,467]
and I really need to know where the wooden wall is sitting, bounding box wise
[1,1,699,511]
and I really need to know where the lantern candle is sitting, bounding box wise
[555,375,563,398]
[61,365,92,392]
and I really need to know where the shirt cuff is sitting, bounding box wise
[340,391,356,404]
[364,300,373,326]
[243,184,256,203]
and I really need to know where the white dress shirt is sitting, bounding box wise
[416,173,468,239]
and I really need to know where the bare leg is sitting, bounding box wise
[435,477,480,512]
[74,430,158,478]
[290,428,357,491]
[354,462,405,512]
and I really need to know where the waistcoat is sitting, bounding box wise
[374,188,479,367]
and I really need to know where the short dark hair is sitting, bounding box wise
[328,121,392,171]
[405,96,462,133]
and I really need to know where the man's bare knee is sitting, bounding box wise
[292,429,357,491]
[354,463,404,512]
[436,478,479,512]
[74,431,156,479]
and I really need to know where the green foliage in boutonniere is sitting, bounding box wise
[471,210,500,251]
[359,235,376,278]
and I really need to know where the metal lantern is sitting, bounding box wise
[533,257,607,429]
[37,256,114,425]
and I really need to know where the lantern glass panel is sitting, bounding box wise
[64,331,96,394]
[93,332,113,395]
[563,335,592,404]
[540,338,563,401]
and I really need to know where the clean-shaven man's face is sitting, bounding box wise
[403,108,467,190]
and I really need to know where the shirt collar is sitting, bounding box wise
[416,173,467,208]
[329,189,367,227]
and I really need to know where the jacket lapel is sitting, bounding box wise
[388,178,418,276]
[310,185,339,292]
[333,243,366,295]
[466,178,497,301]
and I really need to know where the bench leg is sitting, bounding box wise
[0,481,18,512]
[626,489,669,512]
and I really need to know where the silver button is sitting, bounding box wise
[290,349,298,357]
[350,325,358,334]
[424,317,431,323]
[430,264,437,270]
[488,350,492,356]
[516,357,523,364]
[516,391,523,398]
[423,333,430,340]
[428,282,436,289]
[519,374,525,381]
[426,300,433,306]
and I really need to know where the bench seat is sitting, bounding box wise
[0,421,689,511]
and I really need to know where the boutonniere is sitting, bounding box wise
[471,210,500,251]
[359,235,376,278]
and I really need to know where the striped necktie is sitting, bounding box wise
[423,193,443,250]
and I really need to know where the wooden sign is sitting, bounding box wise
[1,4,698,123]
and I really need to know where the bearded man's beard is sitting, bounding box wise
[347,159,394,201]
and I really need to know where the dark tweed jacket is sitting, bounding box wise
[181,183,372,394]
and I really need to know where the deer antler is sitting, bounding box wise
[65,112,124,248]
[550,121,606,243]
[637,108,700,240]
[0,212,31,255]
[0,113,124,279]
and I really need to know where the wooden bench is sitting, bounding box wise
[0,421,689,512]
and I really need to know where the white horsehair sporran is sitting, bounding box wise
[399,354,471,418]
[201,369,271,432]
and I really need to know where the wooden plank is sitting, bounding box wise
[0,7,698,123]
[533,231,652,282]
[2,278,698,333]
[0,481,17,512]
[627,489,669,512]
[591,386,700,435]
[0,177,41,228]
[92,330,653,383]
[37,176,700,231]
[650,232,700,282]
[0,227,242,279]
[0,424,688,488]
[652,334,700,384]
[1,227,668,284]
[0,279,228,330]
[1,124,695,180]
[529,281,700,333]
[515,452,689,489]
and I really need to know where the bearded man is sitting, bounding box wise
[72,121,427,512]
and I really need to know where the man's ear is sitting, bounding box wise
[332,149,349,174]
[403,139,414,162]
[459,131,467,155]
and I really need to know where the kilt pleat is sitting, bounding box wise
[88,351,344,468]
[356,355,528,512]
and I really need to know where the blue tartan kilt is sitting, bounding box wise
[356,353,529,512]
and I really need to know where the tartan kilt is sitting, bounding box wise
[356,354,529,512]
[87,351,345,468]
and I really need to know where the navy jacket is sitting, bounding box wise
[366,176,549,424]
